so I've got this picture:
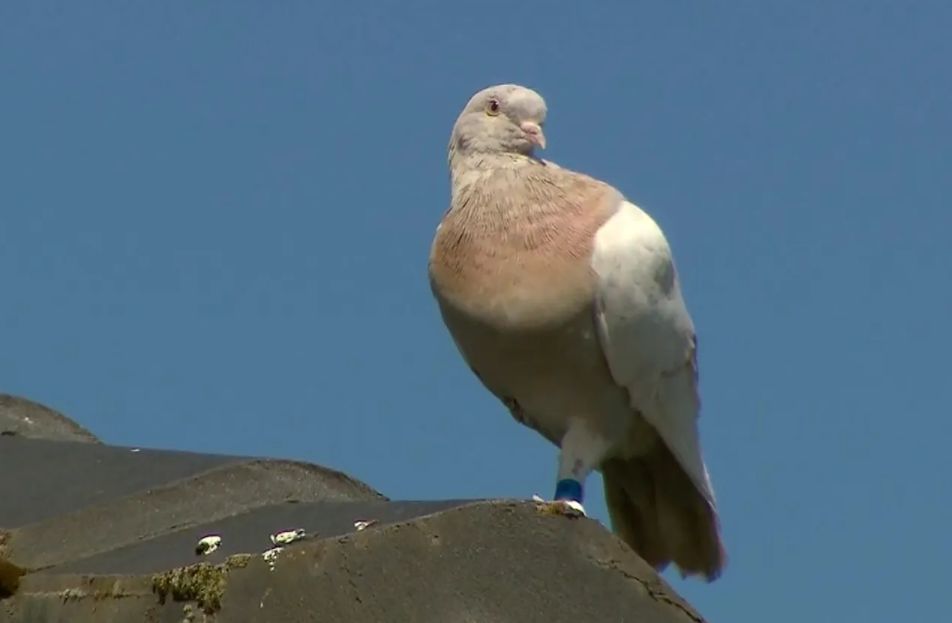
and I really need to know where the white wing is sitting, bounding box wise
[591,199,717,508]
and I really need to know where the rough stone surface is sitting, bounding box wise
[0,395,99,443]
[0,396,708,623]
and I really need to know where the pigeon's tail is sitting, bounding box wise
[602,445,726,582]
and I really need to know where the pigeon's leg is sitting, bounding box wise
[548,420,614,516]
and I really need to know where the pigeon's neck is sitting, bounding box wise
[448,153,541,206]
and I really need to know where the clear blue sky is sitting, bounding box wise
[2,2,949,621]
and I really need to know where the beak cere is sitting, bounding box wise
[520,121,546,150]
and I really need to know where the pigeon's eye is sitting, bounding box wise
[485,98,501,116]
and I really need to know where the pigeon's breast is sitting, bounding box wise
[429,199,613,332]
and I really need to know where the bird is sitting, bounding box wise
[427,84,726,581]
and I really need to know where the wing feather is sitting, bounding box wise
[591,200,717,508]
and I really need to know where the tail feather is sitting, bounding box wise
[602,459,669,570]
[602,444,726,582]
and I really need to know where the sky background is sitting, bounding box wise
[2,1,949,621]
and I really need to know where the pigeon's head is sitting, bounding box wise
[449,84,547,160]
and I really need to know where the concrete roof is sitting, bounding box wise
[0,393,705,622]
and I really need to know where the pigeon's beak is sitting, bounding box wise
[520,121,546,150]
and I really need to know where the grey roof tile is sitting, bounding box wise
[0,396,706,622]
[0,394,99,443]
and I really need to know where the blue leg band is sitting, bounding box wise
[554,478,584,503]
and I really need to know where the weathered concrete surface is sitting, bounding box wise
[0,396,708,622]
[4,502,703,623]
[0,395,98,444]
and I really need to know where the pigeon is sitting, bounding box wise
[428,84,726,581]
